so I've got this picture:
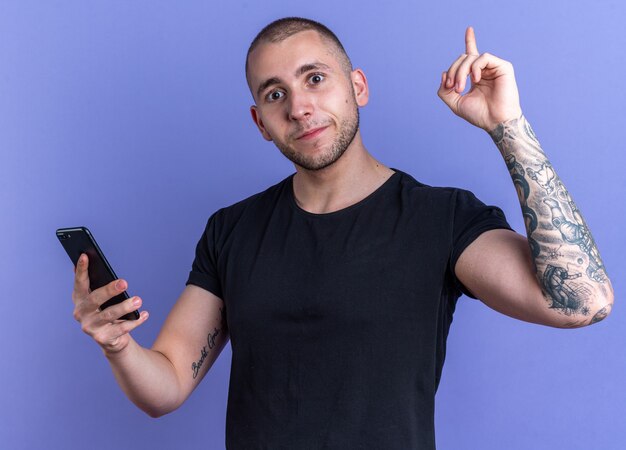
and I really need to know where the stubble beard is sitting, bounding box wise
[275,107,360,172]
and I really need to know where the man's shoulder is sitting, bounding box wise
[210,173,293,223]
[393,168,472,201]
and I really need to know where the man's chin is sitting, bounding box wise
[289,149,346,172]
[295,159,336,172]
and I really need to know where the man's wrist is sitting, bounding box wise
[487,113,525,145]
[102,336,137,361]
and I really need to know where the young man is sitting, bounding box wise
[72,17,613,449]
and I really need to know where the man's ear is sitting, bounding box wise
[351,69,369,107]
[250,106,273,141]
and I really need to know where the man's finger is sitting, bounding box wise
[90,278,128,308]
[116,311,149,334]
[453,53,479,93]
[445,53,467,89]
[465,26,479,55]
[106,311,149,341]
[92,311,149,349]
[73,253,90,301]
[437,71,461,113]
[470,52,509,81]
[97,296,141,324]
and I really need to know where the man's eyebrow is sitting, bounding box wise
[257,77,281,99]
[296,62,332,76]
[256,62,333,99]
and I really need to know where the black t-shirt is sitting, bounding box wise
[187,169,511,449]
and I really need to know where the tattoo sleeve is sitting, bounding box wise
[489,116,613,324]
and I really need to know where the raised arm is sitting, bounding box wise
[72,254,228,417]
[437,28,614,327]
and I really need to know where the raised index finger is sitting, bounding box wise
[465,26,479,55]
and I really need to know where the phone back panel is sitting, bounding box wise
[57,227,138,320]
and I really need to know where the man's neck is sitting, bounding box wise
[292,136,395,214]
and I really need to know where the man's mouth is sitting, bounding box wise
[296,126,328,140]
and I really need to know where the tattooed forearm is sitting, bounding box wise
[191,307,227,379]
[490,116,613,323]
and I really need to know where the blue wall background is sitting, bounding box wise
[1,1,624,449]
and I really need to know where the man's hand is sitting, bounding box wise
[71,255,228,417]
[72,253,149,355]
[437,27,522,132]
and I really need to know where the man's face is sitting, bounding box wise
[247,30,368,171]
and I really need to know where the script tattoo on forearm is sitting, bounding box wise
[191,307,226,379]
[489,117,612,323]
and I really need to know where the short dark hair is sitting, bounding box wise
[245,17,353,80]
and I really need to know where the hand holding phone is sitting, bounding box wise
[58,227,139,320]
[58,227,149,354]
[72,253,148,354]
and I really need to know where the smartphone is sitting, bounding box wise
[56,226,139,320]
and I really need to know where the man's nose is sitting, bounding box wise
[287,90,314,121]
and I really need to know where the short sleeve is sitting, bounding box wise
[449,189,512,298]
[186,212,223,299]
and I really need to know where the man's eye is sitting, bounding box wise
[309,74,325,84]
[266,91,284,102]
